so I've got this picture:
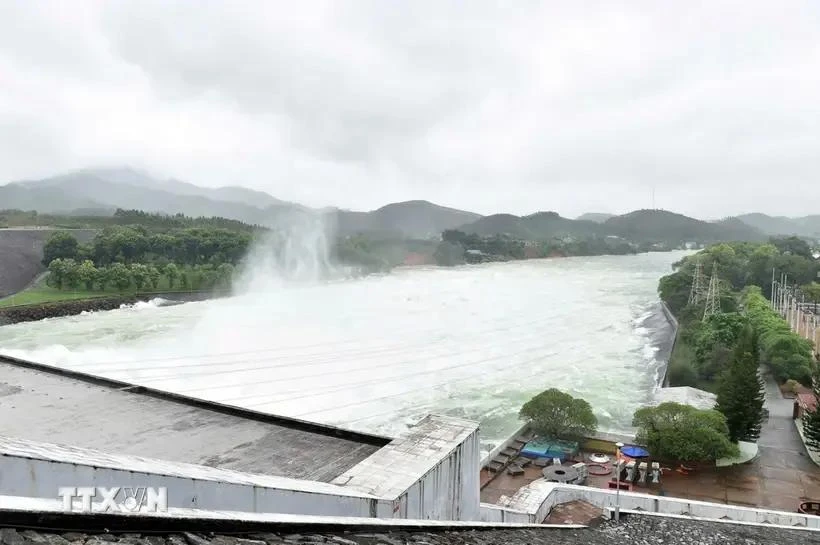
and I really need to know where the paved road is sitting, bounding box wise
[758,369,817,473]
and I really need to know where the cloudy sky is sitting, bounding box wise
[1,1,819,218]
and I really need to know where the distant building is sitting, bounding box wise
[794,392,818,419]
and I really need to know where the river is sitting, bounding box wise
[0,251,685,448]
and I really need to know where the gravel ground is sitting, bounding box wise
[0,229,96,298]
[2,515,820,545]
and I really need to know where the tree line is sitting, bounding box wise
[44,227,252,268]
[42,226,252,293]
[1,208,264,232]
[47,258,234,292]
[520,388,739,465]
[433,229,636,266]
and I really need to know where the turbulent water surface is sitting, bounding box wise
[0,251,685,448]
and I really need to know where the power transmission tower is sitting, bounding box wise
[688,260,705,305]
[703,265,721,319]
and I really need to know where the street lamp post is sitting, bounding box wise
[614,442,624,522]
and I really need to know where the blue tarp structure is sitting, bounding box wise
[621,445,650,458]
[520,438,579,460]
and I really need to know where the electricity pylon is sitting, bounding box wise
[688,260,705,306]
[703,264,721,319]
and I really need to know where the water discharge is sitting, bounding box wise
[0,249,686,450]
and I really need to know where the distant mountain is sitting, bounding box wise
[0,168,481,240]
[1,170,299,226]
[459,211,602,240]
[734,213,820,238]
[455,209,764,246]
[604,210,765,244]
[326,201,480,240]
[1,167,789,244]
[576,213,615,223]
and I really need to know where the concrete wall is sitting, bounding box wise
[478,503,531,524]
[659,301,680,387]
[397,427,481,521]
[0,454,396,518]
[495,481,820,528]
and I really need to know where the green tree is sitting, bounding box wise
[42,231,79,266]
[633,402,739,463]
[163,263,180,289]
[433,241,465,266]
[802,365,820,450]
[77,260,99,291]
[179,271,189,289]
[216,263,235,288]
[519,388,598,441]
[47,258,68,289]
[714,326,766,442]
[61,258,80,290]
[146,265,161,290]
[198,264,218,289]
[771,236,812,259]
[106,263,133,292]
[803,282,820,304]
[130,263,149,291]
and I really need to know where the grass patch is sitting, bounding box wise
[0,287,115,308]
[0,272,203,309]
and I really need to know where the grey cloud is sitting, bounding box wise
[1,0,819,217]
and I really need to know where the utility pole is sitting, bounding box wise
[703,264,721,319]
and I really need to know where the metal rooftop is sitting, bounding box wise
[331,414,478,498]
[0,355,387,482]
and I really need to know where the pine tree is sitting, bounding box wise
[715,325,766,442]
[802,364,820,450]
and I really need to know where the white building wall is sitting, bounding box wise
[0,455,395,518]
[397,427,480,521]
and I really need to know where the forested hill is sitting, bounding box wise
[3,167,812,244]
[456,209,766,248]
[733,213,820,238]
[603,210,764,245]
[0,169,480,240]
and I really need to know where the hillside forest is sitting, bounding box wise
[659,237,820,389]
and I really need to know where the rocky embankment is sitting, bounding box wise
[0,228,97,298]
[0,291,227,326]
[1,514,818,545]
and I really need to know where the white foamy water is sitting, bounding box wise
[0,251,686,448]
